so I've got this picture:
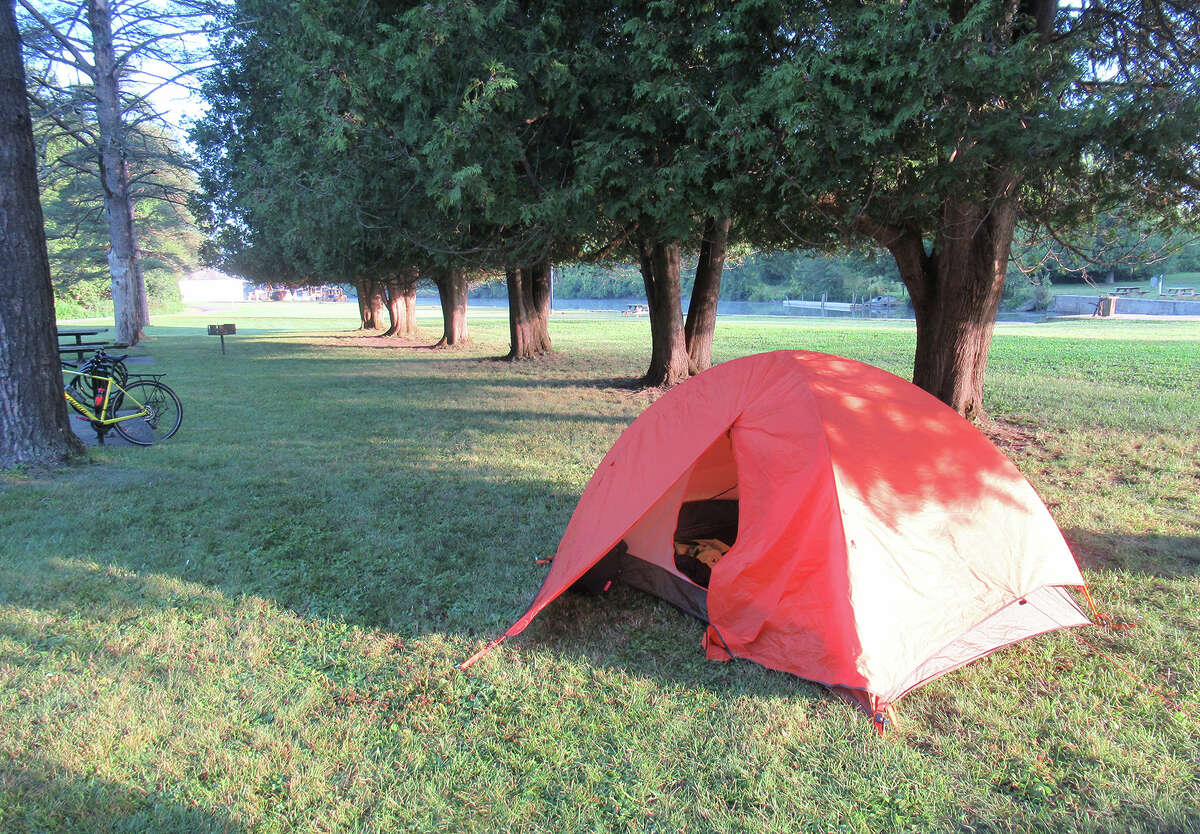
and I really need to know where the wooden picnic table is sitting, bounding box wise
[57,327,107,341]
[1165,286,1196,296]
[57,328,111,361]
[1110,286,1145,296]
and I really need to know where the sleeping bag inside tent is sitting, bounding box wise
[503,350,1090,719]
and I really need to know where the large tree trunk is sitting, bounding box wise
[355,277,384,329]
[87,0,146,346]
[433,266,468,347]
[505,260,553,360]
[367,278,385,329]
[394,266,419,337]
[401,279,418,337]
[355,278,371,329]
[684,216,731,374]
[638,237,690,387]
[0,3,85,467]
[868,199,1018,419]
[381,276,406,337]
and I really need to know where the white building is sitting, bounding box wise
[178,269,247,305]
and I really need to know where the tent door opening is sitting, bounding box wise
[568,432,740,622]
[672,499,739,588]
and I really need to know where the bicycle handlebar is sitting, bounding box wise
[78,349,128,369]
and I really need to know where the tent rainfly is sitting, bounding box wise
[490,350,1091,727]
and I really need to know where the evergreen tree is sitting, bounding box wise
[1,0,83,468]
[20,0,211,344]
[35,99,201,314]
[747,0,1200,415]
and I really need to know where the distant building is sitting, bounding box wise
[178,269,247,305]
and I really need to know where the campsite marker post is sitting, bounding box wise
[208,323,236,354]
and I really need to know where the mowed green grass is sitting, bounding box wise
[2,303,1198,833]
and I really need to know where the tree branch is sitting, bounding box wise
[16,0,95,75]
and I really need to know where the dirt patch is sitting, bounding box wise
[315,333,433,349]
[978,418,1040,457]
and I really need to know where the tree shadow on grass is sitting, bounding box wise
[3,552,829,720]
[304,334,654,387]
[7,556,1192,834]
[7,501,1198,834]
[1064,528,1200,580]
[2,465,582,641]
[319,333,436,349]
[299,358,647,393]
[510,583,832,703]
[0,755,241,834]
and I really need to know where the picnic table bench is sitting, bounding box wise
[1110,286,1145,296]
[57,328,111,361]
[1164,286,1196,297]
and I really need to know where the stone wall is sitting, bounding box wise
[1051,294,1200,316]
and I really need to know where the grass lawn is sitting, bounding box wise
[1165,271,1200,286]
[2,303,1198,833]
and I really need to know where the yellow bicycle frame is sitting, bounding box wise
[62,368,149,425]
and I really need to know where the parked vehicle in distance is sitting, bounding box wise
[247,284,348,302]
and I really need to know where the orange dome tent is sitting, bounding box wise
[494,351,1090,725]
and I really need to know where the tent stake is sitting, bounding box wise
[456,636,506,671]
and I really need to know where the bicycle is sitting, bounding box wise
[62,348,183,446]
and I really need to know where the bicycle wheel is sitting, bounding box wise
[112,379,182,446]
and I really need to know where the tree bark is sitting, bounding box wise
[0,2,85,467]
[433,266,468,347]
[393,266,419,337]
[355,277,371,329]
[87,0,146,346]
[866,199,1018,420]
[355,277,385,329]
[367,277,385,329]
[1018,0,1055,40]
[684,216,731,374]
[401,279,418,336]
[505,260,553,359]
[638,237,690,387]
[381,275,406,337]
[352,277,381,328]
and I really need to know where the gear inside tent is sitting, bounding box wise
[501,351,1090,723]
